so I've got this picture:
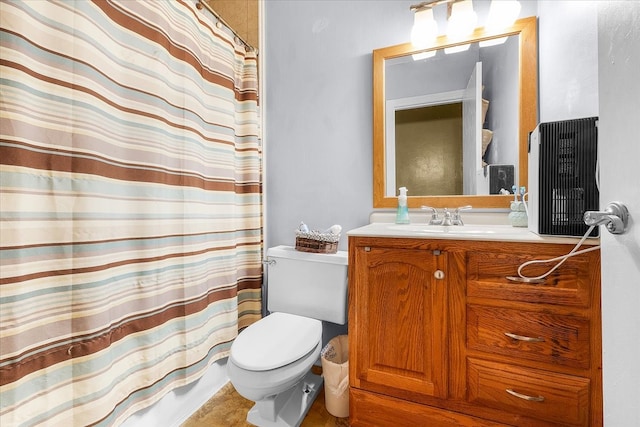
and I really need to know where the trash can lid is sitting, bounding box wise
[230,312,322,371]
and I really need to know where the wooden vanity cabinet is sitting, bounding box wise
[348,236,602,427]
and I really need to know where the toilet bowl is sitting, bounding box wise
[227,246,348,427]
[227,312,322,402]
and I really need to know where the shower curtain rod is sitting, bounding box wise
[196,0,258,54]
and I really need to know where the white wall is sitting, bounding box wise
[264,0,415,251]
[597,2,640,426]
[538,1,599,122]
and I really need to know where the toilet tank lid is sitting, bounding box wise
[267,245,347,265]
[230,312,322,371]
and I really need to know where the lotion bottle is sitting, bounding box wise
[395,187,410,224]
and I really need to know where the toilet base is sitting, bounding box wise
[246,370,323,427]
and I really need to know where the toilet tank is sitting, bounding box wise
[266,245,348,324]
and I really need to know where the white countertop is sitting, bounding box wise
[347,222,600,245]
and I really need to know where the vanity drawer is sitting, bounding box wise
[466,250,596,307]
[468,358,590,426]
[467,305,590,369]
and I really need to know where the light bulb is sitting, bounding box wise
[485,0,521,31]
[447,0,478,40]
[411,8,438,49]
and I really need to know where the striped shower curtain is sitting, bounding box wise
[0,1,262,425]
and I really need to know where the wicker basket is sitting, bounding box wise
[295,230,340,254]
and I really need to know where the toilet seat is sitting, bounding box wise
[230,312,322,371]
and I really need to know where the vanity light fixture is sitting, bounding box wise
[410,0,521,51]
[410,0,476,51]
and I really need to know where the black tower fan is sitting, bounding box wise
[528,117,599,237]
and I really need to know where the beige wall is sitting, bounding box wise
[207,0,259,49]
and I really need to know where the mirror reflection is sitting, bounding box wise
[373,16,537,209]
[385,35,519,197]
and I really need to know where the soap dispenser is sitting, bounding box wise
[395,187,410,224]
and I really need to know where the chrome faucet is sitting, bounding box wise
[421,205,472,226]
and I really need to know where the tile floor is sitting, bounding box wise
[181,366,349,427]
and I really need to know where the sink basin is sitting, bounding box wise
[388,224,524,235]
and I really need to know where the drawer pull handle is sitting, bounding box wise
[506,276,546,284]
[504,332,545,343]
[506,388,545,402]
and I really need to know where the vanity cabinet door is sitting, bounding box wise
[350,245,448,400]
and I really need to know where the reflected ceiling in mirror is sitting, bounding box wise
[373,16,537,209]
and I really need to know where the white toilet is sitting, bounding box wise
[227,245,348,427]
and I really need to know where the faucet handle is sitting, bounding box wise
[421,206,441,225]
[452,205,472,225]
[454,205,472,214]
[421,206,436,216]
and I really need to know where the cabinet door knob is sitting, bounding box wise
[434,270,445,279]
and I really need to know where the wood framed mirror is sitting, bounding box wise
[373,16,537,209]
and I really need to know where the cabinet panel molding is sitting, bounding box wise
[467,304,591,369]
[351,246,448,398]
[466,250,597,307]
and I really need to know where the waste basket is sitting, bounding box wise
[320,334,349,418]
